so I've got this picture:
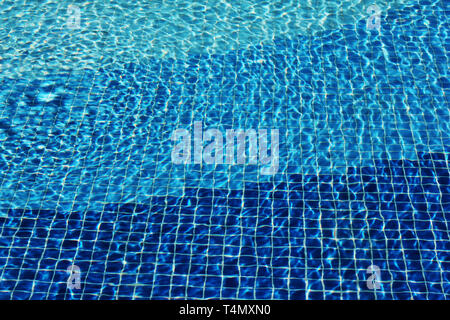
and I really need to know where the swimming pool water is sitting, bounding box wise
[0,0,448,299]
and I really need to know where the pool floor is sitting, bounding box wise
[0,0,448,299]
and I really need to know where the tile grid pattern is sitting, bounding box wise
[0,0,448,299]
